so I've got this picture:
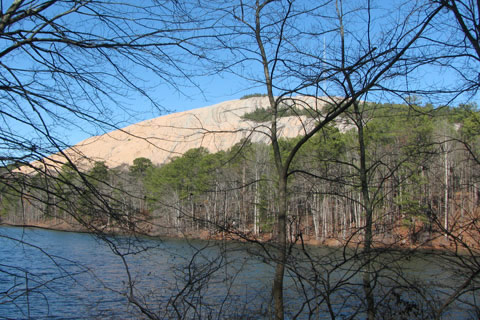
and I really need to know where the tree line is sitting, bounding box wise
[2,101,479,249]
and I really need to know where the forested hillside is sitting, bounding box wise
[2,101,479,249]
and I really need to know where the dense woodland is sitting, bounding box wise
[2,101,480,250]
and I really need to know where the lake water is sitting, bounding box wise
[0,226,278,319]
[0,226,477,319]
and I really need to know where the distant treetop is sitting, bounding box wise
[240,93,267,100]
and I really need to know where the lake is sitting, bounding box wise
[0,226,477,319]
[0,226,278,319]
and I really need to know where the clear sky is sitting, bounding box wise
[65,66,258,145]
[3,0,479,157]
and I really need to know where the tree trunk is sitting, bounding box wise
[353,101,375,320]
[313,193,319,239]
[444,142,449,238]
[254,170,259,235]
[272,176,287,320]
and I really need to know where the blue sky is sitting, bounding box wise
[3,0,479,157]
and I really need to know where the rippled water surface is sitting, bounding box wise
[0,227,276,319]
[0,227,134,318]
[0,226,477,319]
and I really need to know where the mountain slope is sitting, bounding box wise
[30,96,326,171]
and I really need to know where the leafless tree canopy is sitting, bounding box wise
[0,0,213,167]
[1,0,480,319]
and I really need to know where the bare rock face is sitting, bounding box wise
[28,96,327,171]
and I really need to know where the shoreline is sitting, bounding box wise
[1,220,474,255]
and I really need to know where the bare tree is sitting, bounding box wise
[3,1,480,319]
[0,0,211,167]
[191,0,446,318]
[414,2,480,318]
[0,0,217,317]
